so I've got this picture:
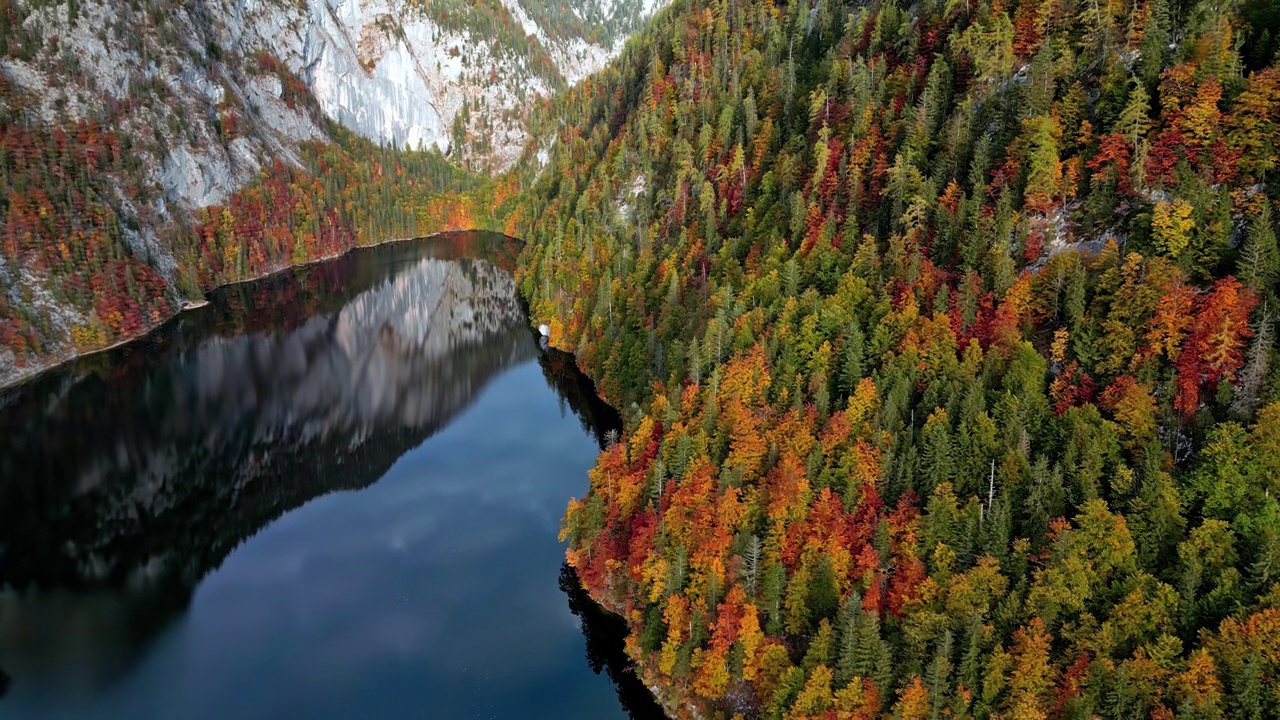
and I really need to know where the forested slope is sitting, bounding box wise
[513,0,1280,716]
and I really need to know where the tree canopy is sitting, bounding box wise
[514,0,1280,716]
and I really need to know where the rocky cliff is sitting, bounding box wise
[3,0,657,181]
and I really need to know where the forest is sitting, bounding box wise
[511,0,1280,716]
[6,0,1280,714]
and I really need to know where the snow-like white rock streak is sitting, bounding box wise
[298,0,449,152]
[245,0,667,167]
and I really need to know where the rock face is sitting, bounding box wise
[3,0,663,213]
[3,0,659,186]
[266,0,664,169]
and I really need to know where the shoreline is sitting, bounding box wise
[568,557,686,719]
[533,329,678,718]
[0,232,502,393]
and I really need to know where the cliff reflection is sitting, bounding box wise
[534,344,622,452]
[537,349,664,719]
[0,234,537,690]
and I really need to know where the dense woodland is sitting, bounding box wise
[512,0,1280,716]
[185,121,493,290]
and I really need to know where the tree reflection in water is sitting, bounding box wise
[560,563,666,719]
[536,344,665,719]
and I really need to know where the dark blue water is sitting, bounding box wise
[0,234,661,719]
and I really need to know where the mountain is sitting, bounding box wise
[4,0,657,177]
[255,0,663,170]
[513,0,1280,716]
[0,0,662,385]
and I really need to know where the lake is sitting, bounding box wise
[0,233,663,719]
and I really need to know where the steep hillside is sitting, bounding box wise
[516,0,1280,716]
[0,0,661,385]
[3,0,658,173]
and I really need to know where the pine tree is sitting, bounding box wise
[920,409,955,493]
[926,631,954,720]
[740,533,762,596]
[1137,0,1170,86]
[839,323,866,398]
[1230,308,1274,419]
[835,593,865,687]
[1238,202,1279,293]
[1119,79,1152,184]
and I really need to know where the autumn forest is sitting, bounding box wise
[5,0,1280,716]
[516,0,1280,716]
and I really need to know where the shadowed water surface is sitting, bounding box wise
[0,233,663,719]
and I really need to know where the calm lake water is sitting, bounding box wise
[0,233,662,719]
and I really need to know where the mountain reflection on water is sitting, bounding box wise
[0,233,662,719]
